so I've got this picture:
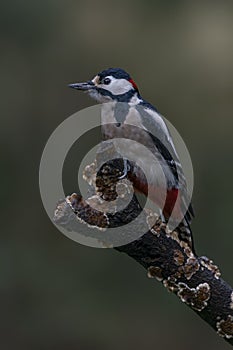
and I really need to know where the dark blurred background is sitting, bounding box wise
[1,0,233,349]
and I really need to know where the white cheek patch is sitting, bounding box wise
[102,77,133,95]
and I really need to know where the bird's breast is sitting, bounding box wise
[100,103,178,188]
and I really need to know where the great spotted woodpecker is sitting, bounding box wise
[69,68,195,250]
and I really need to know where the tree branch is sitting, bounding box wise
[54,141,233,346]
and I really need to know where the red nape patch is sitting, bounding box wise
[129,78,139,91]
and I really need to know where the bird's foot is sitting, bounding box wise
[118,158,130,180]
[159,209,166,223]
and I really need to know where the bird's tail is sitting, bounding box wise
[163,191,196,254]
[177,202,196,254]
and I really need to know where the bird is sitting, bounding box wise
[69,67,195,251]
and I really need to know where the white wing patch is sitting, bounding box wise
[145,108,179,159]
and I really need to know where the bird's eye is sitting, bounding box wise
[103,78,111,85]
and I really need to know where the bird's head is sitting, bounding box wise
[69,68,140,103]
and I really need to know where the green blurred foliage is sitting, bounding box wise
[1,0,233,349]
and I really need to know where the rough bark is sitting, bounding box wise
[54,141,233,346]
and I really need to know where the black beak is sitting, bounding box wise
[68,80,95,91]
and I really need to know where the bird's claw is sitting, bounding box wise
[118,159,130,180]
